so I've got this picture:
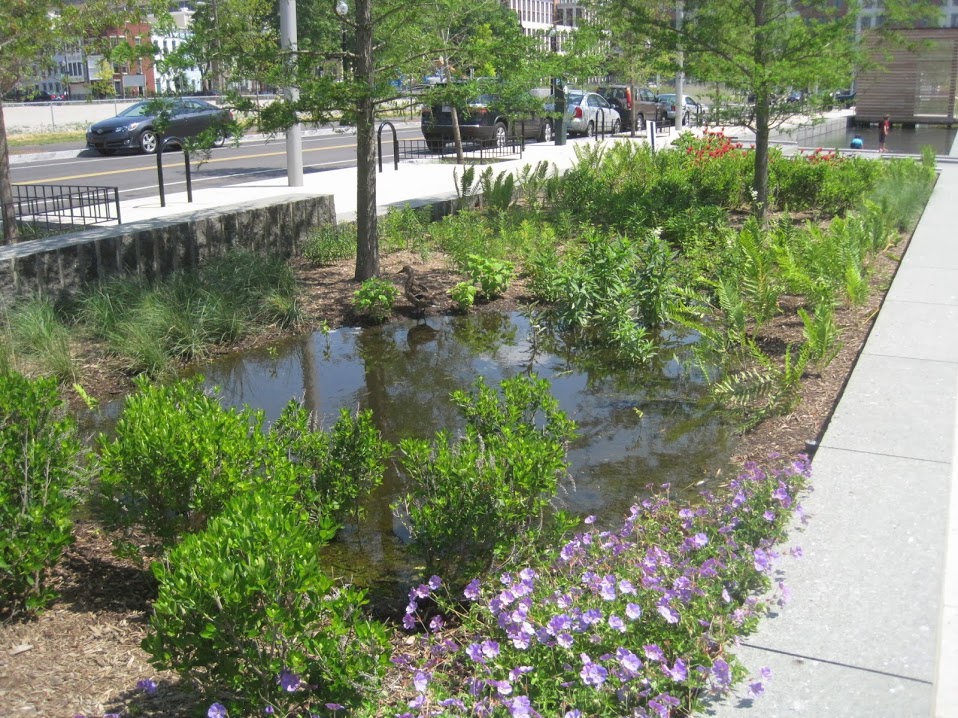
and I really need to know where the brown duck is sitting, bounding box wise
[397,265,436,317]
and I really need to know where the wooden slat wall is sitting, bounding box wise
[857,28,958,126]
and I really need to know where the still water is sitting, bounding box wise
[801,123,957,155]
[162,312,733,590]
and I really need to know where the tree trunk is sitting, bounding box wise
[0,97,19,245]
[446,64,464,164]
[753,97,770,220]
[353,0,379,281]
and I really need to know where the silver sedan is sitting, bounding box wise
[565,92,621,137]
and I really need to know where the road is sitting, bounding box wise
[9,125,425,203]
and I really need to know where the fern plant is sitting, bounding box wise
[798,306,842,372]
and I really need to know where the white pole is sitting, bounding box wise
[279,0,304,186]
[675,0,685,129]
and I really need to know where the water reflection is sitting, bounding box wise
[99,312,733,593]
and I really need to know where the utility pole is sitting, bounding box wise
[279,0,304,186]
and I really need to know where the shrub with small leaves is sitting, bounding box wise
[352,277,398,323]
[303,222,357,266]
[0,371,82,617]
[143,486,390,717]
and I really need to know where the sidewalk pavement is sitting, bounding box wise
[9,126,958,718]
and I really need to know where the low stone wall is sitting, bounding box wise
[0,193,335,300]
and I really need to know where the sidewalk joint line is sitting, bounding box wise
[740,642,933,684]
[815,445,950,466]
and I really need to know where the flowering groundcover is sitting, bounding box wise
[391,455,810,718]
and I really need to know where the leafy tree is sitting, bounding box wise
[607,0,941,217]
[0,1,159,244]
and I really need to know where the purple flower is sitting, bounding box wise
[429,615,445,632]
[790,546,803,558]
[579,654,608,687]
[325,704,344,712]
[509,666,534,681]
[691,532,709,548]
[413,670,430,693]
[464,578,482,601]
[557,632,574,648]
[761,666,773,679]
[277,669,301,692]
[208,704,228,718]
[467,643,484,662]
[598,575,617,600]
[763,510,775,521]
[583,608,603,626]
[644,644,665,662]
[440,698,465,709]
[565,711,582,718]
[428,575,442,590]
[748,680,765,697]
[402,613,416,630]
[507,695,533,718]
[616,648,642,675]
[754,548,771,572]
[657,604,680,624]
[625,602,642,620]
[584,515,595,524]
[264,708,274,715]
[136,678,158,694]
[519,568,537,582]
[493,679,513,696]
[711,658,732,688]
[618,579,636,595]
[661,658,688,682]
[608,615,626,632]
[481,640,500,659]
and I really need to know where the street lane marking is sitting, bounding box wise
[16,142,362,185]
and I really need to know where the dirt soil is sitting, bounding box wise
[0,239,906,717]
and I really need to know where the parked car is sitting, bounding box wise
[420,89,553,150]
[832,89,856,108]
[85,98,232,155]
[656,94,707,126]
[565,91,621,137]
[595,84,666,130]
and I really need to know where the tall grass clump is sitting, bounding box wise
[867,147,937,232]
[5,295,75,381]
[76,250,299,374]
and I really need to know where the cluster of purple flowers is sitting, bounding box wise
[392,456,810,717]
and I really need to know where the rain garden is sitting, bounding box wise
[0,133,938,718]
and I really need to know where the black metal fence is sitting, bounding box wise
[397,136,525,163]
[12,183,122,228]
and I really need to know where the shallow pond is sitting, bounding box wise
[88,312,735,594]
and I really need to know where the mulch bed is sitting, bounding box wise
[0,236,906,717]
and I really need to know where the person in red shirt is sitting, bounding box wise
[878,114,891,153]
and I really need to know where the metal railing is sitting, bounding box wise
[13,183,121,228]
[396,136,524,163]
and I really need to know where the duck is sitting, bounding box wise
[397,265,436,317]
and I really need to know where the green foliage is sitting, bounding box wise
[74,250,299,375]
[0,372,81,617]
[478,167,517,212]
[379,205,432,255]
[351,277,399,324]
[271,403,392,525]
[798,305,842,372]
[143,487,389,717]
[303,222,357,266]
[868,152,937,232]
[463,254,513,300]
[96,376,272,547]
[6,296,75,382]
[449,281,478,312]
[396,375,576,585]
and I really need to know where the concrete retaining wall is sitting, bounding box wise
[0,193,335,299]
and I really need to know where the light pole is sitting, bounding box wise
[280,0,304,186]
[548,25,566,146]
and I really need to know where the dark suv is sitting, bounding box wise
[596,85,667,131]
[420,92,553,150]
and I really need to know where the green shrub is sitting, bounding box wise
[0,372,81,617]
[271,403,392,525]
[143,487,389,717]
[96,376,273,547]
[303,222,357,265]
[449,281,478,312]
[396,375,576,585]
[352,277,398,323]
[463,254,513,300]
[379,204,431,254]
